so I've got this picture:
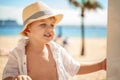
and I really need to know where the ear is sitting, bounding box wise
[25,28,30,32]
[24,28,31,36]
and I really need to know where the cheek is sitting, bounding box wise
[32,28,44,34]
[28,29,41,37]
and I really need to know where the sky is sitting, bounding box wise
[0,0,108,27]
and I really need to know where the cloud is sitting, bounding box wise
[58,9,81,26]
[0,5,23,24]
[59,9,107,26]
[85,9,108,26]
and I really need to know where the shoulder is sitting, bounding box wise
[8,46,23,59]
[9,37,27,58]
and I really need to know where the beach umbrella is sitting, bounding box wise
[69,0,102,55]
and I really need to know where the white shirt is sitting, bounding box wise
[2,37,80,80]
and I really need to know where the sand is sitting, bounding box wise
[0,36,106,80]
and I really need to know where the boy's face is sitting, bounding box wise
[27,17,56,43]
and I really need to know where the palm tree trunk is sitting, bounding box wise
[81,7,85,56]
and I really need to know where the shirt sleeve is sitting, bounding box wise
[61,47,80,76]
[2,50,19,80]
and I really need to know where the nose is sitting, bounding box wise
[46,26,54,32]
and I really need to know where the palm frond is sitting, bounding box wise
[69,0,82,7]
[84,1,103,10]
[69,0,103,10]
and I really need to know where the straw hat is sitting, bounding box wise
[20,1,63,36]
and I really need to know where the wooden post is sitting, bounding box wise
[108,0,120,79]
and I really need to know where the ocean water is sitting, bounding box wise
[0,25,107,38]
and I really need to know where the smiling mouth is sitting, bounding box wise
[44,33,52,38]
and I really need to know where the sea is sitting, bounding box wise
[0,25,107,38]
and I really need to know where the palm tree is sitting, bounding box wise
[69,0,102,55]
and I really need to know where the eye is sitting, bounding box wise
[39,23,47,27]
[51,24,55,28]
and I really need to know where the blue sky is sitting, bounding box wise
[0,0,108,26]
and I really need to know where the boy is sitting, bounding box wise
[2,1,106,80]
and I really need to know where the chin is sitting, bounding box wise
[43,39,52,44]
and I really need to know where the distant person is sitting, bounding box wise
[62,37,68,49]
[2,1,106,80]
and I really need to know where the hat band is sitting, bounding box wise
[24,10,53,26]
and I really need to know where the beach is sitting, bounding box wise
[0,36,106,80]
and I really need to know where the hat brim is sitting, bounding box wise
[20,13,63,36]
